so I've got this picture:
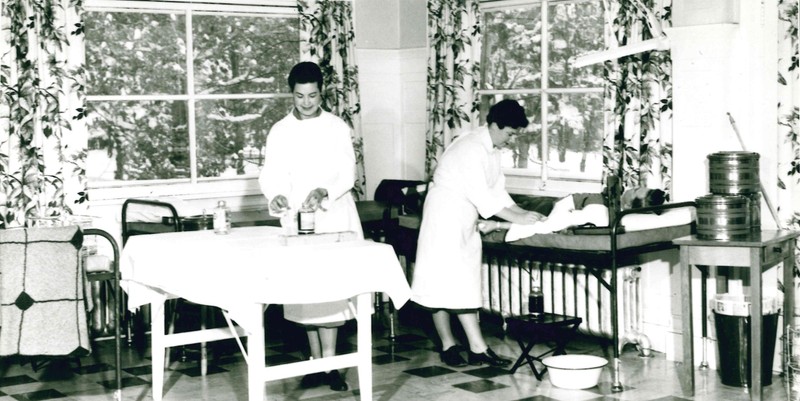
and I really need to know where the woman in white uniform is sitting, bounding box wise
[411,99,545,367]
[259,61,362,391]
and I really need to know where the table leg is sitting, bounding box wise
[698,265,709,370]
[679,246,694,396]
[246,304,265,401]
[356,293,373,401]
[151,301,166,401]
[509,339,537,376]
[750,249,763,401]
[388,300,397,341]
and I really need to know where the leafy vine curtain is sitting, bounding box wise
[777,0,800,282]
[602,0,673,199]
[424,0,481,178]
[0,0,88,229]
[298,0,366,200]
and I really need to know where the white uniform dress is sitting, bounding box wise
[411,127,514,310]
[259,109,364,325]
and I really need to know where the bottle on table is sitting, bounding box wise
[213,200,231,234]
[529,282,544,318]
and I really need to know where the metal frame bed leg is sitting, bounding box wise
[611,212,624,392]
[84,228,123,400]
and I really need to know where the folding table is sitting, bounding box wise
[506,313,582,379]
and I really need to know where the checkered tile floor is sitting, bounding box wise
[0,306,786,401]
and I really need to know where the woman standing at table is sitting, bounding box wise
[411,99,545,367]
[259,61,362,392]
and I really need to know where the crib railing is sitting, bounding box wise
[481,254,652,356]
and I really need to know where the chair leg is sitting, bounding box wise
[113,274,122,401]
[166,300,178,367]
[165,300,210,374]
[200,305,208,376]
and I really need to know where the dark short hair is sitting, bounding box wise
[288,61,323,91]
[486,99,529,129]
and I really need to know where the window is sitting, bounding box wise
[84,1,300,186]
[479,0,604,183]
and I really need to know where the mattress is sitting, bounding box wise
[485,201,696,251]
[495,222,694,251]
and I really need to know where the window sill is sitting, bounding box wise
[88,176,266,209]
[504,173,602,197]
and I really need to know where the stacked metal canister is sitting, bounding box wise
[695,151,761,240]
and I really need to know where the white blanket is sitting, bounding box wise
[506,202,696,242]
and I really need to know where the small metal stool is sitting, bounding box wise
[506,313,582,379]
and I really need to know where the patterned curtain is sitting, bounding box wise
[602,0,672,198]
[777,0,800,281]
[298,0,366,200]
[424,0,481,178]
[0,0,88,229]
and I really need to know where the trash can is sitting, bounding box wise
[713,293,780,387]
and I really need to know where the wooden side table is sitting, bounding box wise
[674,230,798,401]
[505,313,583,379]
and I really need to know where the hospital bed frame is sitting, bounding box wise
[482,201,696,392]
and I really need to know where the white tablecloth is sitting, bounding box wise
[120,226,411,401]
[120,226,411,333]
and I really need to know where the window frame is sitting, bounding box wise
[84,0,301,201]
[479,0,605,195]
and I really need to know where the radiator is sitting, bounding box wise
[481,257,652,355]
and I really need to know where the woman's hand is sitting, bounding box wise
[269,195,289,214]
[520,211,547,225]
[477,219,503,234]
[302,188,329,211]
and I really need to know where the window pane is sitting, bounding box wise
[193,15,300,94]
[87,101,190,182]
[195,97,292,178]
[548,1,604,88]
[546,92,603,179]
[481,5,542,90]
[85,12,187,96]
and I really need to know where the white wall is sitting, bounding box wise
[358,48,428,197]
[355,0,428,199]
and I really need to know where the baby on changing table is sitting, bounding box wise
[478,187,666,240]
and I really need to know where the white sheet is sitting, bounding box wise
[120,225,411,333]
[505,204,696,242]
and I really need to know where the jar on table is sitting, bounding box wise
[297,207,315,235]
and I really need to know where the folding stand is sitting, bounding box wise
[506,313,582,379]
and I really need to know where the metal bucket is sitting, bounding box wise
[696,194,750,240]
[708,151,760,195]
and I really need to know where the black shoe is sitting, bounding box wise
[327,370,348,391]
[440,346,467,367]
[467,348,511,367]
[300,372,328,389]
